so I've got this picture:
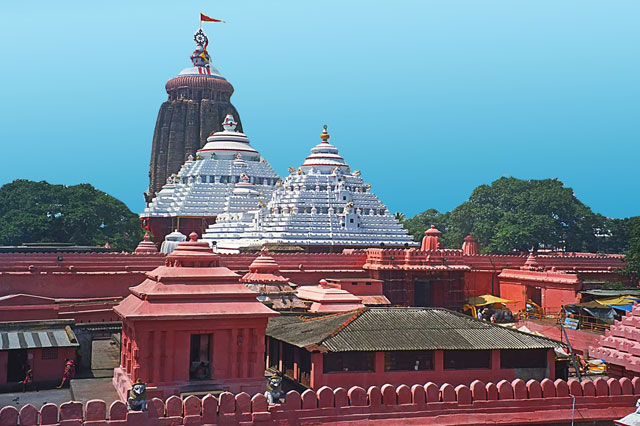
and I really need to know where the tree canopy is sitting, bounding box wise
[0,180,143,252]
[401,177,634,255]
[623,217,640,283]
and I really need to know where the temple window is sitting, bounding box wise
[41,347,59,360]
[323,352,375,373]
[384,351,434,371]
[444,350,491,370]
[500,349,547,369]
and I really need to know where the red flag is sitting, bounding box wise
[200,13,225,23]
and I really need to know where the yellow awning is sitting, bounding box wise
[467,294,517,306]
[596,295,639,306]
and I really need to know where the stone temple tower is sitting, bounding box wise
[147,28,243,199]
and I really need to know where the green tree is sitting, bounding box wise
[402,177,633,254]
[623,217,640,283]
[0,180,143,252]
[400,208,449,243]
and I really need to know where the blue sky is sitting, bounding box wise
[0,1,638,218]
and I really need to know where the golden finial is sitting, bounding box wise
[320,124,330,142]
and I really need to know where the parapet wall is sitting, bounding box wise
[1,377,636,425]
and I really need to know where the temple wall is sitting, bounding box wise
[499,281,527,311]
[117,318,269,399]
[1,377,636,426]
[0,252,164,299]
[464,270,496,297]
[309,349,554,391]
[543,286,581,313]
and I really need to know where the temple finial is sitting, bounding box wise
[190,29,211,68]
[320,125,330,143]
[222,114,237,132]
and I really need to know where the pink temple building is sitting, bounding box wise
[113,233,278,400]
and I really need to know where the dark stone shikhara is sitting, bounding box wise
[147,29,242,197]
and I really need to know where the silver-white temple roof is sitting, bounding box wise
[201,126,416,251]
[142,114,280,219]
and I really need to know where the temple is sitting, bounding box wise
[113,233,278,399]
[0,22,638,426]
[147,28,244,199]
[201,125,415,251]
[142,114,280,242]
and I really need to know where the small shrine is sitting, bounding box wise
[134,232,159,254]
[113,233,278,400]
[297,280,365,313]
[240,247,306,310]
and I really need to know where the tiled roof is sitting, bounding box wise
[266,307,562,352]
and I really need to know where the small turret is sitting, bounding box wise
[462,233,479,255]
[134,232,159,254]
[421,225,441,251]
[522,252,543,271]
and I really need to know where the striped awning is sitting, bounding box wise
[0,326,78,350]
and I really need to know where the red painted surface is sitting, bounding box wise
[113,233,278,400]
[498,268,582,313]
[323,278,390,305]
[27,347,76,384]
[594,303,640,378]
[0,347,75,387]
[0,246,624,323]
[307,349,555,390]
[464,270,496,298]
[420,226,441,250]
[0,377,636,425]
[0,252,165,299]
[461,233,480,255]
[0,294,120,323]
[516,320,603,356]
[297,281,365,313]
[0,352,7,385]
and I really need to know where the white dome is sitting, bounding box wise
[178,65,225,79]
[196,114,260,161]
[300,125,349,173]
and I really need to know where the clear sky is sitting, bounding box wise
[0,1,638,219]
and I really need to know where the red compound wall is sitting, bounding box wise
[0,377,636,425]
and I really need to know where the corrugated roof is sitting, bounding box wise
[267,308,562,352]
[266,311,358,349]
[0,320,78,350]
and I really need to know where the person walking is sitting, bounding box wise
[57,363,72,389]
[22,366,36,392]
